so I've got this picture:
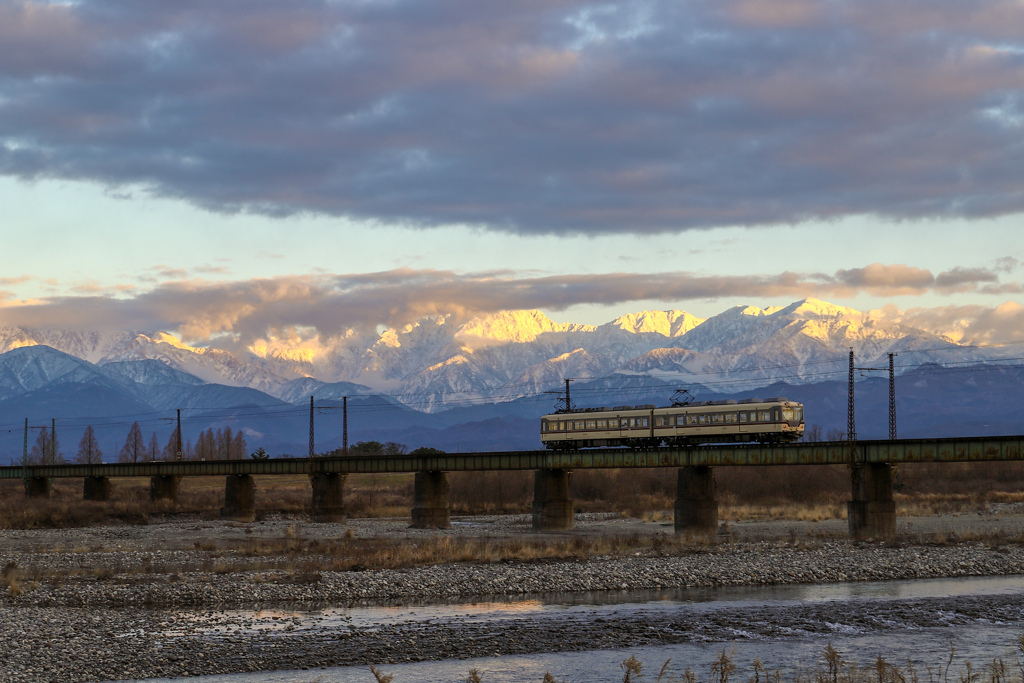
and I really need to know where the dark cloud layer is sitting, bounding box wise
[1,0,1022,233]
[0,263,1016,344]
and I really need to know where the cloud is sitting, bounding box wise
[834,264,935,293]
[1,1,1023,234]
[902,301,1024,345]
[0,263,1018,346]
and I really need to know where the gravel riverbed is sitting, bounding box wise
[2,513,1024,682]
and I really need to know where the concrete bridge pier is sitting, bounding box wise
[310,473,347,523]
[84,476,111,501]
[221,474,256,522]
[848,463,896,540]
[24,477,51,498]
[150,475,180,502]
[532,468,574,531]
[674,466,719,535]
[411,471,450,529]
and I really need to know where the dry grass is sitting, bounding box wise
[223,531,708,573]
[365,638,1024,683]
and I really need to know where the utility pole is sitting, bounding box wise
[22,418,28,466]
[308,396,315,459]
[888,352,898,441]
[851,351,899,442]
[847,349,858,465]
[50,418,56,465]
[176,408,183,461]
[545,378,575,414]
[343,396,348,457]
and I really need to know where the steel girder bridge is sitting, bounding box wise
[2,434,1022,538]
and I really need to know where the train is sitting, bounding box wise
[540,397,805,449]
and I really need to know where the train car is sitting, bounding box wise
[540,397,804,449]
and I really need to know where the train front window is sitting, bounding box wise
[782,407,795,421]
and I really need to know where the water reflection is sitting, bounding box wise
[140,575,1024,683]
[173,574,1024,637]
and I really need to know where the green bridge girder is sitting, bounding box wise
[2,435,1023,480]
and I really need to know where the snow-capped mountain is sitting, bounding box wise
[0,299,1009,413]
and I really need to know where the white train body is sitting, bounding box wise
[540,397,804,449]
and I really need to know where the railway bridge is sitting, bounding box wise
[3,435,1023,539]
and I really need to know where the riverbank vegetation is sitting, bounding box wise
[367,638,1024,683]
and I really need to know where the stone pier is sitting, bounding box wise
[532,468,573,531]
[411,471,450,529]
[674,466,719,535]
[149,475,180,502]
[848,463,896,539]
[24,477,51,498]
[310,473,347,523]
[220,474,256,522]
[84,476,111,501]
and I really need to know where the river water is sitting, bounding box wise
[138,575,1024,683]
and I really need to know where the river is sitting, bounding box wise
[131,575,1024,683]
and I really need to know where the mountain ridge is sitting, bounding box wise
[0,298,1008,413]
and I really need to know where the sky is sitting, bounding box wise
[1,0,1023,348]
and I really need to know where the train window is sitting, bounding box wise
[758,411,770,421]
[586,420,596,429]
[712,414,724,424]
[542,421,548,432]
[557,421,565,431]
[739,413,748,422]
[609,418,618,428]
[597,419,606,428]
[687,415,698,425]
[697,415,708,425]
[782,408,794,421]
[574,421,584,430]
[641,418,649,427]
[725,413,737,423]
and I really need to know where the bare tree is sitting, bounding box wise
[803,423,824,442]
[28,427,62,465]
[161,430,179,460]
[194,428,216,460]
[219,427,233,459]
[118,422,146,463]
[75,425,103,464]
[230,430,247,460]
[826,427,846,441]
[148,432,160,461]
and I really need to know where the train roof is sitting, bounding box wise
[541,396,799,417]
